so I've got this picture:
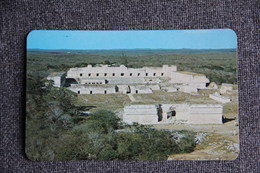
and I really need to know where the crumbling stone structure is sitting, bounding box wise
[209,92,231,103]
[46,72,67,87]
[123,103,223,125]
[47,64,210,94]
[45,65,235,125]
[220,83,233,94]
[67,65,177,81]
[123,105,158,124]
[171,71,210,92]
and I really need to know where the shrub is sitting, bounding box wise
[89,110,121,133]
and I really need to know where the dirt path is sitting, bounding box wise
[127,94,136,102]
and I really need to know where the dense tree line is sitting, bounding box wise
[27,50,237,85]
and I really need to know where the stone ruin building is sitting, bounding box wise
[123,104,223,125]
[46,72,66,88]
[47,64,210,94]
[46,64,236,125]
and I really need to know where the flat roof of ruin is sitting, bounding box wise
[71,84,159,87]
[71,84,116,88]
[125,105,156,108]
[69,64,175,69]
[190,104,222,107]
[221,83,234,86]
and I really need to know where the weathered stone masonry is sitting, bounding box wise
[123,104,223,125]
[47,65,210,94]
[46,65,234,125]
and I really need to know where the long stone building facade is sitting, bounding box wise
[46,64,235,125]
[123,104,223,125]
[47,64,210,94]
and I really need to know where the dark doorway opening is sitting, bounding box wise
[157,104,163,122]
[222,116,236,123]
[167,110,176,119]
[64,78,78,87]
[115,85,119,92]
[126,86,131,94]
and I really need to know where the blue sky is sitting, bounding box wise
[27,29,237,50]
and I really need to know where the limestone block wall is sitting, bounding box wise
[59,64,213,95]
[68,85,116,94]
[161,104,177,120]
[142,65,177,77]
[51,76,62,87]
[159,104,190,121]
[47,72,66,87]
[220,83,233,94]
[129,85,153,94]
[104,77,145,84]
[171,71,209,89]
[171,72,194,84]
[144,78,161,84]
[178,85,198,93]
[81,78,106,84]
[123,103,223,124]
[66,65,211,92]
[123,105,158,124]
[67,65,177,80]
[149,84,160,91]
[188,104,223,124]
[174,103,190,121]
[209,94,231,103]
[161,86,178,92]
[193,75,210,89]
[68,84,159,95]
[117,85,129,94]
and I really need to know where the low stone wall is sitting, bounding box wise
[67,65,177,79]
[178,85,198,93]
[123,103,223,125]
[123,105,158,124]
[68,85,116,94]
[188,104,223,124]
[171,71,209,89]
[209,93,231,103]
[47,72,66,87]
[220,83,233,94]
[68,84,160,94]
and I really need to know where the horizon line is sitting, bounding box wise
[27,48,237,51]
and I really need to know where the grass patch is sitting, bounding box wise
[76,94,131,112]
[132,91,219,105]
